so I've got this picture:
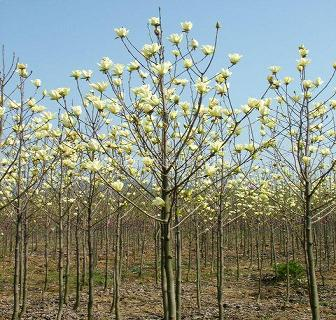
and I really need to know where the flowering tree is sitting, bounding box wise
[48,14,273,319]
[0,53,58,320]
[265,45,336,320]
[2,13,336,320]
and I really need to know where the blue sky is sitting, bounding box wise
[1,0,336,105]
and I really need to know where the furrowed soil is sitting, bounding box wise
[0,253,335,319]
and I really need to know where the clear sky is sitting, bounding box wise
[1,0,336,105]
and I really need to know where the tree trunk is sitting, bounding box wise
[11,213,22,320]
[64,210,71,305]
[74,212,81,310]
[87,206,94,320]
[56,215,64,320]
[305,194,320,320]
[175,209,182,320]
[111,210,121,319]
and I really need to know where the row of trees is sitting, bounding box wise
[1,16,336,320]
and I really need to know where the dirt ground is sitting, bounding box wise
[0,254,335,319]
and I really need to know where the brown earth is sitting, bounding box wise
[0,254,335,319]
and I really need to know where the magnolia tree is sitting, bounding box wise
[2,14,336,320]
[45,15,274,319]
[265,45,336,320]
[0,53,58,320]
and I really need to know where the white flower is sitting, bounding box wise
[139,70,148,79]
[152,62,172,75]
[258,100,269,116]
[297,58,311,70]
[90,82,109,92]
[42,111,55,121]
[181,21,192,32]
[152,196,165,207]
[302,80,313,89]
[49,89,62,101]
[113,64,125,76]
[113,78,122,86]
[63,159,76,169]
[143,157,154,167]
[83,160,102,173]
[127,61,140,72]
[195,78,211,94]
[71,70,82,79]
[114,27,129,38]
[219,69,232,79]
[211,140,223,153]
[299,46,309,57]
[92,100,105,111]
[149,17,160,26]
[17,68,28,78]
[283,76,293,85]
[142,43,161,59]
[98,57,113,72]
[17,63,27,70]
[87,139,100,152]
[58,88,70,97]
[81,70,93,80]
[234,144,244,153]
[112,180,124,192]
[72,105,82,116]
[245,143,256,153]
[190,39,199,49]
[215,84,228,95]
[314,77,323,87]
[269,66,281,74]
[107,101,121,114]
[31,79,41,88]
[205,164,217,177]
[320,148,331,156]
[241,104,250,114]
[228,53,242,64]
[201,45,215,55]
[168,33,183,45]
[302,156,310,165]
[183,59,193,69]
[208,106,222,118]
[60,113,75,128]
[330,100,336,109]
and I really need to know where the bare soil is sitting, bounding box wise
[0,254,335,319]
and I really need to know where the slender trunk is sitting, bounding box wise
[139,220,145,277]
[154,222,159,286]
[64,210,71,305]
[111,210,121,319]
[187,230,192,282]
[162,220,176,320]
[286,222,290,303]
[74,212,81,310]
[19,213,28,318]
[217,177,225,320]
[174,204,182,320]
[235,220,240,281]
[161,224,168,320]
[104,215,109,291]
[11,213,22,320]
[195,218,201,311]
[56,214,64,320]
[305,193,320,320]
[19,220,24,307]
[271,225,278,277]
[87,206,94,320]
[256,222,262,303]
[43,221,49,295]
